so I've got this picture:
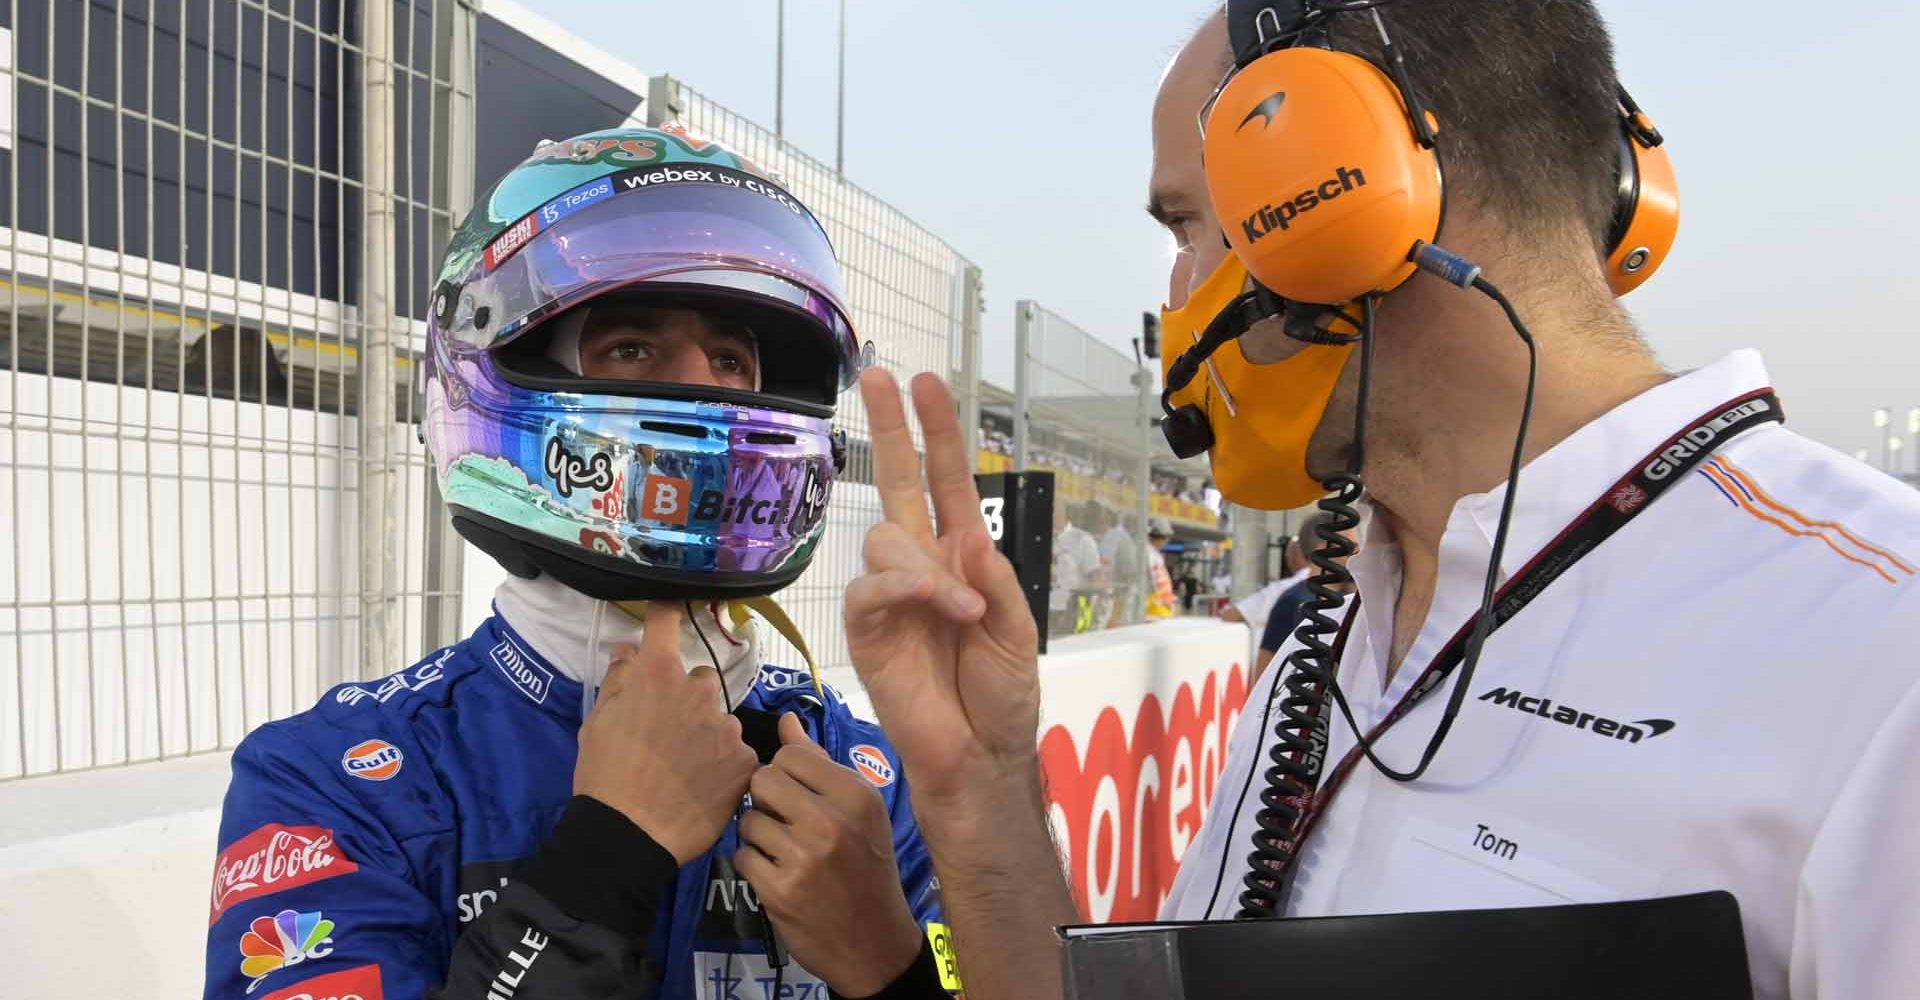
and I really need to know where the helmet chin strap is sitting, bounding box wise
[610,597,822,700]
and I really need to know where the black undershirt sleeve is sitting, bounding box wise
[429,795,678,999]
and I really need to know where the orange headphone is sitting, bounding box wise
[1203,0,1678,305]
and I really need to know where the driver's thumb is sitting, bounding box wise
[778,711,815,749]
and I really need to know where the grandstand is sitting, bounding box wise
[973,379,1225,536]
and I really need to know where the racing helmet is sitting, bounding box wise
[424,125,859,601]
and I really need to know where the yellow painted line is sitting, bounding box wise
[265,330,417,370]
[0,278,213,332]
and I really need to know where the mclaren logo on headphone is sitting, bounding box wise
[1237,91,1288,131]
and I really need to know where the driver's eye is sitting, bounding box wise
[609,338,653,362]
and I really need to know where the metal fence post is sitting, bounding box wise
[357,0,400,684]
[1013,300,1033,471]
[1230,503,1270,603]
[1134,362,1153,623]
[956,265,984,462]
[646,75,685,127]
[421,0,480,650]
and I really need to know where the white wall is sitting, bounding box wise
[0,751,232,997]
[0,371,438,779]
[0,618,1251,1000]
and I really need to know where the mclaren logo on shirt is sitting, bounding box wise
[1477,687,1675,744]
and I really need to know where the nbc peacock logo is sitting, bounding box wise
[239,908,337,993]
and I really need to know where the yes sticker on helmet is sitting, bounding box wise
[848,744,895,788]
[339,740,404,782]
[238,908,337,993]
[543,435,616,499]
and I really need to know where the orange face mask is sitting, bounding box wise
[1160,255,1353,511]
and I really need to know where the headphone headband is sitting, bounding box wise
[1226,0,1312,67]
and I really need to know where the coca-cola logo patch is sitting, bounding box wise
[211,825,359,925]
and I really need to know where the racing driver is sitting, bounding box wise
[202,126,961,1000]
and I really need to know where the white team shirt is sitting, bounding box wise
[1162,352,1920,999]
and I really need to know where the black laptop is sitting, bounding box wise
[1059,891,1753,999]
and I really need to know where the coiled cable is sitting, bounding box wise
[1204,296,1377,919]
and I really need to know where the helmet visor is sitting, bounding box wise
[439,163,859,391]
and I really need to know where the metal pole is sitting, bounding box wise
[1907,408,1919,480]
[1013,301,1033,471]
[422,0,480,650]
[957,265,984,462]
[1876,407,1892,472]
[775,0,785,138]
[835,0,846,174]
[1231,503,1267,606]
[1133,363,1152,623]
[646,75,685,128]
[358,0,400,682]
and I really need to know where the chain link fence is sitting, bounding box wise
[979,300,1228,637]
[0,0,475,780]
[999,300,1155,634]
[0,14,987,779]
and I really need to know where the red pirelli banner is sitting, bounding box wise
[1034,620,1250,923]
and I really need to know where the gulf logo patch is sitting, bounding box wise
[848,744,894,788]
[340,739,404,782]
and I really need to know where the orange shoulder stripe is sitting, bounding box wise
[1699,463,1898,585]
[1714,458,1914,575]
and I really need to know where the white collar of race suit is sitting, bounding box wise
[492,572,763,710]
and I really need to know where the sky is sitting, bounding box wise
[521,0,1920,466]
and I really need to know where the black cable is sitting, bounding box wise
[688,599,733,712]
[1228,264,1538,916]
[1313,275,1537,785]
[688,603,783,997]
[1224,295,1378,919]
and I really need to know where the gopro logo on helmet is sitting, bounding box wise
[1240,166,1368,244]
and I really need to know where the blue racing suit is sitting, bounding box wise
[202,613,959,1000]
